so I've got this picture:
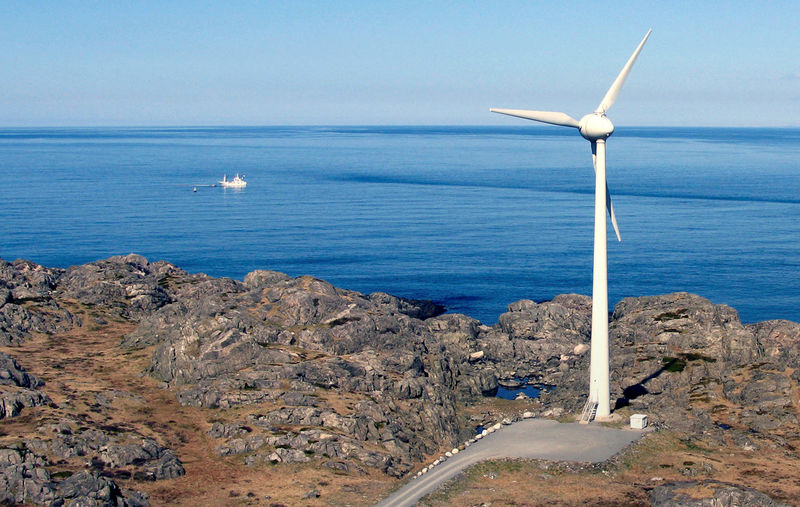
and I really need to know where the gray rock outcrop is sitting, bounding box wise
[5,254,800,502]
[119,260,800,477]
[0,352,50,419]
[650,480,789,506]
[23,421,185,483]
[124,273,460,476]
[0,258,76,345]
[747,319,800,367]
[0,446,149,507]
[56,254,182,320]
[0,253,192,345]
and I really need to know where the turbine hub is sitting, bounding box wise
[579,113,614,141]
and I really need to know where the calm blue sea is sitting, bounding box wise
[1,126,798,324]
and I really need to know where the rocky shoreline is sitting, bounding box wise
[2,254,800,505]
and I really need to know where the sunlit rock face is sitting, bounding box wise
[3,254,800,498]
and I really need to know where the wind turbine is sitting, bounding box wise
[491,30,651,421]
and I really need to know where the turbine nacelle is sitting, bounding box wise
[579,113,614,141]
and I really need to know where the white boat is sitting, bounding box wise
[219,173,247,188]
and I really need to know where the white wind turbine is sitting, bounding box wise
[491,30,651,422]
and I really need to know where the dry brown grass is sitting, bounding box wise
[418,459,649,506]
[0,307,398,506]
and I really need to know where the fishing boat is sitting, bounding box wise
[219,173,247,188]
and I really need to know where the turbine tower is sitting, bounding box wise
[491,30,651,421]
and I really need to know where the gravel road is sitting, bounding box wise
[375,418,643,507]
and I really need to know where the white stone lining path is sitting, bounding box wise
[375,416,644,507]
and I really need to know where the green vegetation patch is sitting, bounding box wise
[663,352,717,373]
[328,316,361,327]
[655,309,689,322]
[662,357,686,372]
[681,438,712,453]
[683,352,717,363]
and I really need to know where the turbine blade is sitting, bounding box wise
[591,141,621,241]
[490,109,580,128]
[606,187,621,242]
[595,29,652,114]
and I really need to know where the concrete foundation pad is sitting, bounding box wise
[594,413,623,423]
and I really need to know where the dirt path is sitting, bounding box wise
[376,418,643,507]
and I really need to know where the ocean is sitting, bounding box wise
[1,126,798,325]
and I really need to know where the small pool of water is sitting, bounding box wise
[486,377,555,400]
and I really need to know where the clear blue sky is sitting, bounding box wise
[2,1,798,126]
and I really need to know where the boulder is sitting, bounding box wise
[0,352,43,388]
[747,320,800,366]
[497,295,591,346]
[0,258,78,345]
[56,470,149,506]
[56,254,180,320]
[99,439,185,480]
[0,353,50,419]
[0,447,56,506]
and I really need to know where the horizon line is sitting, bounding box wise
[2,124,799,129]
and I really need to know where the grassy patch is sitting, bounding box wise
[662,357,687,372]
[655,309,688,322]
[682,438,712,453]
[683,352,717,363]
[417,458,648,506]
[328,316,361,327]
[663,353,717,374]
